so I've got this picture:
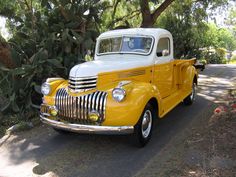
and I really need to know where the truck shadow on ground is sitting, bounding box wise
[3,95,211,177]
[2,65,235,177]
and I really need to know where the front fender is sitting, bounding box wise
[102,81,162,126]
[43,78,67,106]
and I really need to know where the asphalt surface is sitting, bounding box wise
[0,64,235,177]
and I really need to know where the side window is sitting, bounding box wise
[156,37,170,57]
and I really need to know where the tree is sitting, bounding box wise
[101,0,229,30]
[155,0,229,58]
[101,0,176,29]
[140,0,175,27]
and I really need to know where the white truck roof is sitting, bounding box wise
[98,28,171,39]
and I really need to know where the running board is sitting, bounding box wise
[159,90,191,118]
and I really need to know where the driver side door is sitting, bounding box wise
[153,37,174,98]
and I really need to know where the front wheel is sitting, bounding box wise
[133,103,154,147]
[183,82,197,105]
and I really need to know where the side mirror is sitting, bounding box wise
[162,49,169,56]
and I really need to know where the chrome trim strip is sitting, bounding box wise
[69,76,97,92]
[69,80,97,84]
[40,115,134,135]
[69,83,97,89]
[69,76,97,79]
[69,88,96,93]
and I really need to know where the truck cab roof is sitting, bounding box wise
[98,28,172,39]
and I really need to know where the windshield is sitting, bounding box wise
[97,36,154,55]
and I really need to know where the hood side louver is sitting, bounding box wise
[69,76,97,92]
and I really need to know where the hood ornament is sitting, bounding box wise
[118,81,131,88]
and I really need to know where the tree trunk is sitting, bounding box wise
[0,42,16,69]
[140,0,153,27]
[140,0,175,27]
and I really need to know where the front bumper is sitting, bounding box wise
[40,115,134,135]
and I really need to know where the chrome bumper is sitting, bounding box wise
[40,115,134,135]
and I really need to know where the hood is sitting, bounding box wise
[69,58,151,78]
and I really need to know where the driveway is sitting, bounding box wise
[0,64,235,177]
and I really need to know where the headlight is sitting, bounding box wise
[41,82,51,95]
[112,88,126,102]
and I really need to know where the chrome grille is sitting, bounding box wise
[69,76,97,92]
[55,88,107,124]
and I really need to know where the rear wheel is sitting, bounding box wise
[133,103,154,147]
[183,82,197,105]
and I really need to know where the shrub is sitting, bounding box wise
[231,55,236,61]
[199,59,207,65]
[201,48,227,64]
[222,59,227,64]
[0,1,101,120]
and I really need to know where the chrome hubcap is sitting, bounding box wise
[141,110,152,138]
[190,83,196,101]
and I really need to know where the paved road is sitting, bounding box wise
[0,64,235,177]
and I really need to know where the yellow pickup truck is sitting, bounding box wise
[40,28,198,147]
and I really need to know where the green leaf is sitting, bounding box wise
[34,84,41,94]
[84,38,94,49]
[71,30,83,44]
[46,59,64,68]
[11,100,20,112]
[0,63,10,71]
[0,101,11,112]
[12,67,26,75]
[66,22,80,29]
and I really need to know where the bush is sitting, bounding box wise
[200,48,227,64]
[231,55,236,61]
[222,59,227,64]
[0,1,101,120]
[199,59,207,65]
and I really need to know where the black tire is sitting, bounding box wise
[183,82,197,105]
[133,103,154,147]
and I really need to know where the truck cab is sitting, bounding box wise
[40,28,198,147]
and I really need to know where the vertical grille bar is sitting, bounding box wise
[83,95,87,123]
[55,88,107,124]
[69,95,71,120]
[103,93,108,119]
[67,94,69,119]
[73,97,76,119]
[99,92,106,121]
[64,89,67,118]
[96,92,102,113]
[92,92,98,111]
[61,89,65,117]
[81,95,84,123]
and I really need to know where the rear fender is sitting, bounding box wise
[182,65,198,91]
